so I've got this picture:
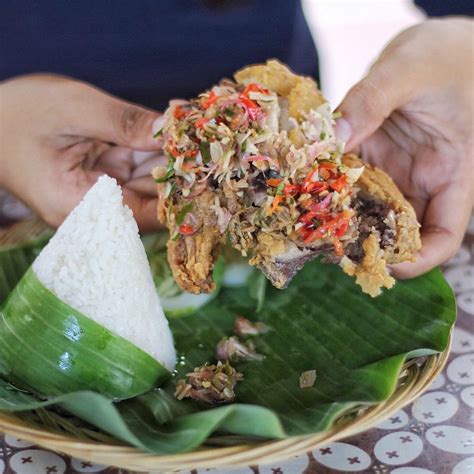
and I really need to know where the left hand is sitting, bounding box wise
[0,74,164,231]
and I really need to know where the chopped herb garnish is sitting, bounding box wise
[174,361,243,405]
[275,182,285,196]
[154,157,176,183]
[176,203,193,226]
[223,107,235,117]
[200,141,212,164]
[320,131,326,140]
[332,111,342,119]
[167,181,177,197]
[153,128,163,139]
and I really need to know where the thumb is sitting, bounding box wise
[69,81,163,151]
[334,61,412,151]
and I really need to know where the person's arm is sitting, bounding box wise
[0,74,163,230]
[335,18,474,278]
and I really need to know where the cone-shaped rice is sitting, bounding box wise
[33,175,176,371]
[0,176,175,399]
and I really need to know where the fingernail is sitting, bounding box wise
[335,118,352,144]
[152,116,166,136]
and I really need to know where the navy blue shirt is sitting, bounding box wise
[415,0,473,16]
[0,0,319,110]
[1,1,472,111]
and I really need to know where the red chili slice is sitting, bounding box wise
[301,212,351,243]
[267,178,282,187]
[284,184,300,196]
[297,226,312,242]
[305,181,329,194]
[183,149,198,158]
[299,209,331,225]
[242,83,270,96]
[299,211,318,225]
[195,117,209,129]
[174,105,188,119]
[334,218,350,237]
[202,91,218,109]
[179,224,195,235]
[239,95,259,111]
[329,175,347,192]
[303,227,327,243]
[301,169,318,193]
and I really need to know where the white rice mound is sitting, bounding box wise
[33,175,176,371]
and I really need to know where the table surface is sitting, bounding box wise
[1,209,473,474]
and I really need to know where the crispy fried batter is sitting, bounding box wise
[235,60,325,121]
[340,154,420,295]
[340,234,395,297]
[165,191,224,294]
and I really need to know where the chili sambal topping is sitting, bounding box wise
[155,78,364,249]
[174,361,243,405]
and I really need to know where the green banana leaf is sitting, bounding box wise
[0,233,456,455]
[0,269,169,400]
[0,220,52,304]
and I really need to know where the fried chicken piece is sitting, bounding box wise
[251,154,420,296]
[154,60,420,297]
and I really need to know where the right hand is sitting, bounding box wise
[335,18,474,277]
[0,74,164,230]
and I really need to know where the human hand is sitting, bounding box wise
[335,18,474,278]
[0,74,164,230]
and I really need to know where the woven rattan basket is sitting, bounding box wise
[0,219,451,472]
[0,340,450,472]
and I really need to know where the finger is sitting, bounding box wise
[82,141,112,171]
[126,176,158,196]
[65,81,163,150]
[40,169,103,227]
[132,150,160,167]
[131,154,168,179]
[335,58,415,151]
[122,188,160,232]
[95,146,134,182]
[390,183,472,278]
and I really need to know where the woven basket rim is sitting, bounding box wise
[0,338,451,472]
